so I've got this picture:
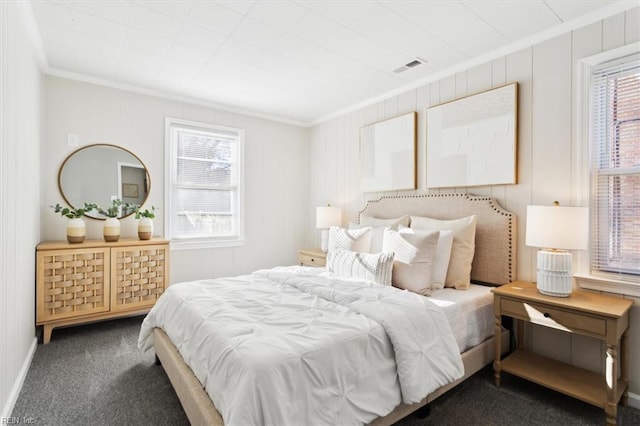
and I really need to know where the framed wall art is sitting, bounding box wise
[426,83,518,188]
[122,183,139,198]
[360,111,416,193]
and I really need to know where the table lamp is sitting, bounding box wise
[525,202,589,297]
[316,205,342,252]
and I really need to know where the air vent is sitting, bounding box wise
[393,57,428,74]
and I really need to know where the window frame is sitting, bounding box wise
[164,117,245,250]
[575,43,640,297]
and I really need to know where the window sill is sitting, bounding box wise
[170,238,245,251]
[575,274,640,298]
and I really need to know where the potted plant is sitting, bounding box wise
[51,202,97,243]
[134,205,156,240]
[96,199,123,242]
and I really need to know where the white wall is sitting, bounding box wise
[0,1,42,417]
[4,0,637,417]
[42,77,310,284]
[308,8,640,403]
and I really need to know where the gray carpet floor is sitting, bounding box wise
[12,316,640,425]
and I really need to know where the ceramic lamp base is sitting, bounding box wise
[320,229,329,252]
[536,249,572,297]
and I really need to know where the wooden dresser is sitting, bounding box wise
[36,238,169,344]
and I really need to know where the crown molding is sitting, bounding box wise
[18,0,638,128]
[309,2,639,126]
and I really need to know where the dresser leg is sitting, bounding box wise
[42,324,53,344]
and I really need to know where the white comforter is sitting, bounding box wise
[139,266,463,425]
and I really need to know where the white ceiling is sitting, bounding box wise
[27,0,637,125]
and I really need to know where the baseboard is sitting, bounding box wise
[1,337,37,418]
[628,391,640,410]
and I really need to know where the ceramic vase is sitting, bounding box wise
[138,217,153,240]
[67,218,86,244]
[103,217,121,242]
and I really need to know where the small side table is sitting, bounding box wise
[298,248,327,267]
[492,281,633,425]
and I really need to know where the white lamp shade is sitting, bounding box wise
[525,205,588,250]
[316,206,342,229]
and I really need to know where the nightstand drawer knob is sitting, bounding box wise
[543,312,550,318]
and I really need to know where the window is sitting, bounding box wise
[590,54,640,281]
[165,118,244,249]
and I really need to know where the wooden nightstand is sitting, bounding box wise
[493,281,633,425]
[298,248,327,267]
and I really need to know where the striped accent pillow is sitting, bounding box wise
[328,226,372,253]
[327,249,394,286]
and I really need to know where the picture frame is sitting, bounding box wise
[360,111,417,193]
[426,83,518,188]
[122,183,139,198]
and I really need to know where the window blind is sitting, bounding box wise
[171,125,240,240]
[590,54,640,280]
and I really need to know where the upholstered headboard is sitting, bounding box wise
[359,193,516,286]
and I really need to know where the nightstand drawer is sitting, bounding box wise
[299,253,326,267]
[501,298,606,337]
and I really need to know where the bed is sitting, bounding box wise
[140,193,516,425]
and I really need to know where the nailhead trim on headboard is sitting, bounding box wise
[358,193,516,285]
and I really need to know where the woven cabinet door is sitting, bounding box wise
[37,247,111,322]
[110,244,168,311]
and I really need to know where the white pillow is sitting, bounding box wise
[350,215,410,253]
[410,215,477,290]
[383,229,439,296]
[399,227,453,290]
[328,226,372,253]
[349,223,386,253]
[326,249,394,286]
[360,214,410,229]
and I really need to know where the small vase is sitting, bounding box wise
[103,217,120,242]
[67,218,86,244]
[138,217,153,240]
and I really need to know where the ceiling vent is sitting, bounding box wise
[393,57,427,74]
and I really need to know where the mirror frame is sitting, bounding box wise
[57,143,151,220]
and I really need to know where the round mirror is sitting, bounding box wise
[58,144,151,220]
